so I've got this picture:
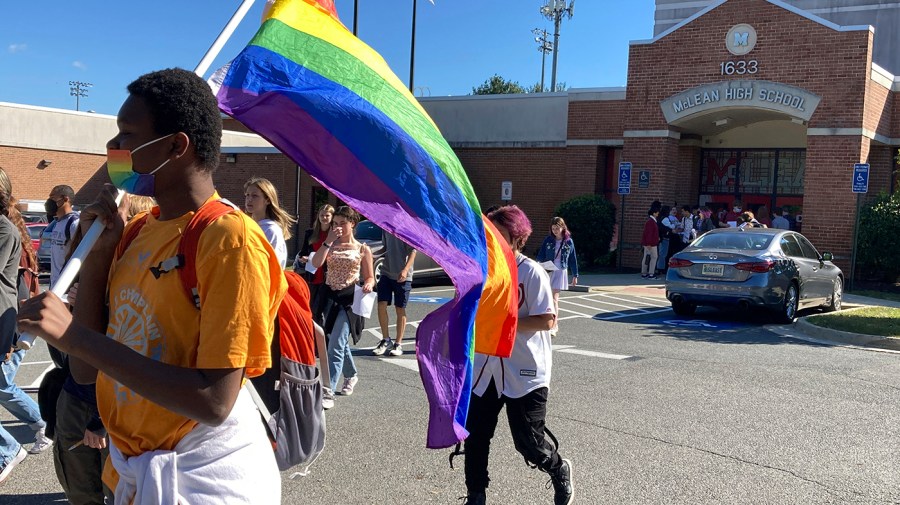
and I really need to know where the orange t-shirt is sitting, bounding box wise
[96,198,286,469]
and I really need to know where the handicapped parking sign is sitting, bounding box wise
[852,163,869,193]
[618,162,632,195]
[638,170,650,189]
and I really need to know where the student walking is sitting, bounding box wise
[373,231,416,357]
[294,204,335,326]
[17,69,285,503]
[244,176,296,269]
[535,217,578,336]
[310,206,375,408]
[463,205,573,505]
[0,168,53,485]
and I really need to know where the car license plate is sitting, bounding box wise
[702,264,724,276]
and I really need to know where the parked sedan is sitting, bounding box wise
[25,222,45,254]
[354,220,447,283]
[665,228,843,322]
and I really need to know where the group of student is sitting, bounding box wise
[0,67,575,505]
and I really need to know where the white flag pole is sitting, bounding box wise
[17,191,126,350]
[194,0,257,77]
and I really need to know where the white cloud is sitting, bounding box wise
[72,61,88,70]
[8,43,27,53]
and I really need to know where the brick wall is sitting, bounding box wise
[863,78,892,136]
[625,0,872,131]
[0,146,106,204]
[802,135,868,272]
[620,137,681,267]
[568,101,626,139]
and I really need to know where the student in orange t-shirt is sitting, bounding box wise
[18,69,285,504]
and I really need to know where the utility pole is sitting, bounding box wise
[540,0,575,92]
[353,0,359,35]
[532,28,553,92]
[69,81,92,111]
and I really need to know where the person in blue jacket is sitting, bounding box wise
[536,216,578,336]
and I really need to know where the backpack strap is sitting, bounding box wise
[177,199,240,309]
[63,214,78,245]
[115,200,240,310]
[117,211,152,260]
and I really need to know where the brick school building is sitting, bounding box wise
[1,0,897,274]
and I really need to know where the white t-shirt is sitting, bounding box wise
[472,254,556,399]
[257,219,287,269]
[49,212,79,288]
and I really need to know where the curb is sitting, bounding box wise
[794,310,900,351]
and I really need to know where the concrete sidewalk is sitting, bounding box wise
[573,272,899,350]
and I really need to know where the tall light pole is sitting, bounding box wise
[409,0,418,93]
[532,28,553,93]
[540,0,574,92]
[353,0,359,35]
[69,81,92,111]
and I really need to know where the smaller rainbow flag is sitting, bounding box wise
[211,0,517,448]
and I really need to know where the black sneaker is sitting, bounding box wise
[549,459,574,505]
[462,491,486,505]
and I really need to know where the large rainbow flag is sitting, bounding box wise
[211,0,517,448]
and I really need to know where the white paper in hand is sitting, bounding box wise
[352,284,377,318]
[304,250,317,274]
[539,261,559,272]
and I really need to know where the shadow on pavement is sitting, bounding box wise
[601,305,834,347]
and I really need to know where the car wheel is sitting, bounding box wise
[372,257,384,285]
[776,283,799,323]
[824,277,842,312]
[671,298,696,316]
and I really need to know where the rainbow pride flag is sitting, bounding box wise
[211,0,517,449]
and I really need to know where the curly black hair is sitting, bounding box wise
[127,68,222,172]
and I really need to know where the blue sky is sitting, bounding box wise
[0,1,655,116]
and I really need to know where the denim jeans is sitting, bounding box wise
[0,424,21,467]
[657,238,670,271]
[327,310,357,390]
[1,349,45,429]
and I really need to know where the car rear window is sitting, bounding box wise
[354,221,382,241]
[692,233,773,250]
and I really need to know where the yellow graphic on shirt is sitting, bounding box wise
[108,287,165,405]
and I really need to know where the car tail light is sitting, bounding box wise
[734,260,775,273]
[668,258,694,268]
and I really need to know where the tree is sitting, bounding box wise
[472,75,526,95]
[555,194,617,268]
[526,81,569,93]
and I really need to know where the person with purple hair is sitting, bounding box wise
[462,205,574,505]
[535,216,578,337]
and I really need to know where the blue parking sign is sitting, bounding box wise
[618,162,632,195]
[852,163,869,193]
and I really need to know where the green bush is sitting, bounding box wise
[554,194,616,268]
[857,191,900,282]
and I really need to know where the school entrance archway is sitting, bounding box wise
[661,80,821,227]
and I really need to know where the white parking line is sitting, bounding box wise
[412,288,456,295]
[594,293,668,308]
[558,307,600,318]
[26,364,56,390]
[18,360,54,366]
[379,357,420,372]
[570,297,653,312]
[559,299,619,313]
[557,348,633,360]
[595,308,672,321]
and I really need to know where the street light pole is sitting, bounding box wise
[353,0,359,36]
[540,0,574,92]
[69,81,92,111]
[532,28,553,92]
[409,0,417,92]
